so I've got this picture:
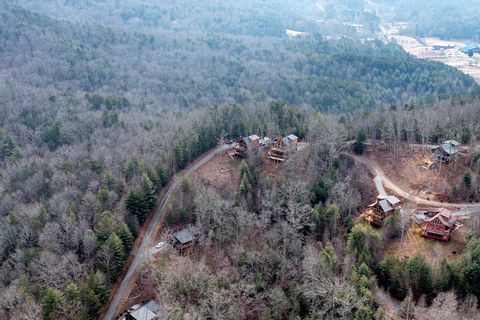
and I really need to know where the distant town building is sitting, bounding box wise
[460,43,480,56]
[366,195,401,226]
[431,140,460,164]
[120,300,159,320]
[169,226,199,255]
[421,209,457,241]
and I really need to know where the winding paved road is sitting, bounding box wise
[345,153,480,216]
[103,144,229,320]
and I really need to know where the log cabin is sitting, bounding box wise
[421,210,457,241]
[431,140,460,164]
[366,195,401,226]
[169,226,199,255]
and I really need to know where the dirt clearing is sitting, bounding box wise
[385,222,467,265]
[365,144,471,202]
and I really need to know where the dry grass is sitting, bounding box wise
[385,223,467,266]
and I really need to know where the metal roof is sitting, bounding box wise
[441,140,459,155]
[378,199,393,213]
[171,226,198,244]
[129,301,159,320]
[248,134,260,141]
[377,195,400,206]
[445,140,460,146]
[287,134,298,141]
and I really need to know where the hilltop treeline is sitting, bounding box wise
[0,1,477,113]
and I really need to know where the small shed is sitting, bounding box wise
[431,140,460,164]
[421,210,457,241]
[170,226,199,255]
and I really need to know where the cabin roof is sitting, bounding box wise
[432,140,460,155]
[170,226,199,244]
[424,212,456,228]
[248,134,260,141]
[378,199,394,212]
[287,134,298,141]
[377,195,400,206]
[129,300,159,320]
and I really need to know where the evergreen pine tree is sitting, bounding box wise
[42,287,64,320]
[146,166,162,192]
[117,222,134,253]
[155,161,169,187]
[105,233,126,279]
[125,188,144,221]
[95,211,115,242]
[173,143,186,169]
[65,282,80,304]
[141,174,157,213]
[239,174,251,196]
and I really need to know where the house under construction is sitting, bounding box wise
[228,135,261,159]
[267,134,299,162]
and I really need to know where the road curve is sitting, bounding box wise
[103,144,229,320]
[344,152,480,215]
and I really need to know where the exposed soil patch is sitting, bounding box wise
[365,144,471,202]
[194,149,286,195]
[194,151,241,197]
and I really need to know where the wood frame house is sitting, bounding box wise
[421,210,457,241]
[431,140,460,164]
[247,135,261,149]
[283,134,299,151]
[366,195,401,226]
[169,226,199,256]
[268,139,287,162]
[228,135,260,159]
[267,134,299,162]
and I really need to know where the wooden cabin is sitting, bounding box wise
[268,139,287,162]
[248,135,261,149]
[169,226,199,255]
[228,135,261,159]
[228,138,248,159]
[422,210,457,241]
[431,140,460,164]
[120,300,159,320]
[366,195,401,226]
[284,134,299,151]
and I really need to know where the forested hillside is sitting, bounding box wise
[1,1,477,112]
[1,0,480,319]
[375,0,480,40]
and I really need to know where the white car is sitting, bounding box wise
[155,242,165,249]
